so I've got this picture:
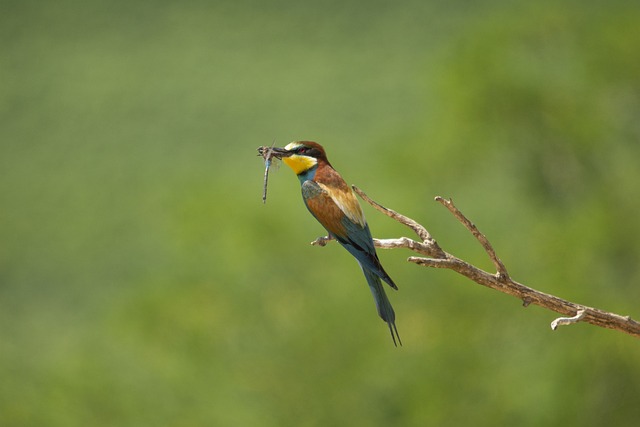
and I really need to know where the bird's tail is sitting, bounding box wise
[361,265,402,346]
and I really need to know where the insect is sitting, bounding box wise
[257,142,280,203]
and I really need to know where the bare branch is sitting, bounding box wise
[352,185,445,257]
[434,196,510,280]
[373,237,435,255]
[329,187,640,339]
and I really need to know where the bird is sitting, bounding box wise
[267,141,401,346]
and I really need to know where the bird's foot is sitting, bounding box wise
[310,235,334,246]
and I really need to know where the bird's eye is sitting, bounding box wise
[297,147,307,154]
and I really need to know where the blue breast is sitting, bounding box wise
[296,165,318,184]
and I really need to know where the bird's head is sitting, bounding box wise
[268,141,331,175]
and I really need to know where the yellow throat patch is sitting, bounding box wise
[282,143,317,175]
[283,155,317,175]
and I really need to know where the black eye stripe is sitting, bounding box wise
[294,146,320,157]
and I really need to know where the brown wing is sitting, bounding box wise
[302,180,350,238]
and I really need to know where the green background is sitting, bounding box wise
[2,0,640,425]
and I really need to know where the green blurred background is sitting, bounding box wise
[2,0,640,425]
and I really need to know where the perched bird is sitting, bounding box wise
[267,141,401,346]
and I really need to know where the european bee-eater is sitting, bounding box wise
[266,141,401,346]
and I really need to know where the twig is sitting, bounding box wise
[434,197,510,281]
[551,310,586,330]
[314,187,640,338]
[352,186,445,258]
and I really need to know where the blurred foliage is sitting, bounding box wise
[1,0,640,426]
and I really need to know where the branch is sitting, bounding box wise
[320,186,640,338]
[434,196,510,281]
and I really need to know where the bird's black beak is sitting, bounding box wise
[257,145,293,160]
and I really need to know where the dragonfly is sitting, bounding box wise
[257,142,281,203]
